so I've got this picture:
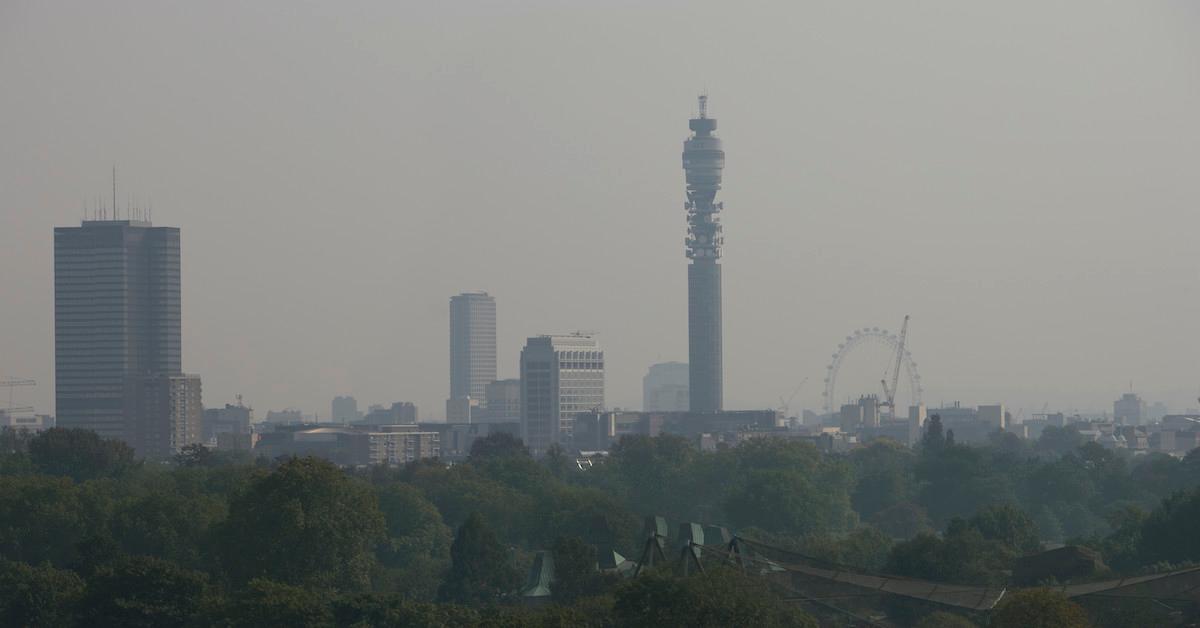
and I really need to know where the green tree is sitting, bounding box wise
[551,536,604,602]
[612,567,817,628]
[991,588,1088,628]
[0,475,107,565]
[331,593,482,627]
[218,457,385,590]
[438,512,520,605]
[870,501,933,539]
[404,462,534,545]
[963,503,1041,554]
[221,579,333,628]
[0,559,84,627]
[542,443,574,479]
[468,432,529,461]
[886,526,1012,585]
[27,428,135,481]
[723,468,855,537]
[375,482,453,599]
[78,555,210,628]
[922,415,946,451]
[915,611,978,628]
[110,488,225,570]
[1137,486,1200,565]
[0,426,35,455]
[850,439,916,519]
[1036,425,1085,458]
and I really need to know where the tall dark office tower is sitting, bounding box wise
[449,292,497,403]
[682,95,725,412]
[54,218,182,453]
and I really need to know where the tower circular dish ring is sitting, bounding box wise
[821,328,923,415]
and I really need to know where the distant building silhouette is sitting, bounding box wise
[140,374,202,459]
[643,362,689,412]
[54,218,200,457]
[362,402,418,425]
[482,378,521,423]
[1114,392,1144,425]
[520,333,604,455]
[331,395,360,423]
[682,96,726,412]
[449,292,497,403]
[204,400,253,445]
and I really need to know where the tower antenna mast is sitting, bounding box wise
[112,165,118,220]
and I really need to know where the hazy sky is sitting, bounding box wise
[2,1,1198,420]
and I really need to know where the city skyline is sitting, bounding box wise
[3,2,1199,419]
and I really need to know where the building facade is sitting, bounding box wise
[139,373,202,459]
[54,219,184,454]
[1114,393,1144,425]
[203,401,253,444]
[362,402,418,425]
[643,362,689,412]
[331,396,359,423]
[520,334,604,455]
[449,292,497,404]
[482,378,521,423]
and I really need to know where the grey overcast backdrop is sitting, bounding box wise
[2,1,1198,420]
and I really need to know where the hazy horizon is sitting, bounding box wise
[3,1,1198,420]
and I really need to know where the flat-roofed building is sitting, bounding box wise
[54,219,183,453]
[520,333,604,455]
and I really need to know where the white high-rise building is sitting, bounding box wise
[520,333,604,455]
[449,292,497,404]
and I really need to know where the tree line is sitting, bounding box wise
[0,421,1198,626]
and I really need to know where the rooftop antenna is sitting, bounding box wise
[698,93,708,119]
[112,165,118,220]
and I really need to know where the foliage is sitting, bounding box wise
[551,536,608,602]
[330,593,483,627]
[1135,486,1200,566]
[957,503,1041,554]
[0,425,1197,624]
[990,588,1089,628]
[218,456,386,589]
[469,432,530,461]
[0,475,108,565]
[611,567,817,628]
[375,481,452,599]
[886,503,1041,586]
[220,578,333,628]
[914,611,978,628]
[0,559,84,627]
[870,501,933,539]
[438,512,520,605]
[77,555,210,628]
[27,428,135,481]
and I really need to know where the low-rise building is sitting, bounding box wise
[0,412,53,431]
[203,401,252,445]
[139,374,203,459]
[254,423,439,466]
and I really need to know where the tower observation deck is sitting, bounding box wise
[682,95,725,412]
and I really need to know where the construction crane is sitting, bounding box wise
[778,377,809,419]
[879,316,909,421]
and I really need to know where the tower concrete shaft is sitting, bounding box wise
[682,95,725,412]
